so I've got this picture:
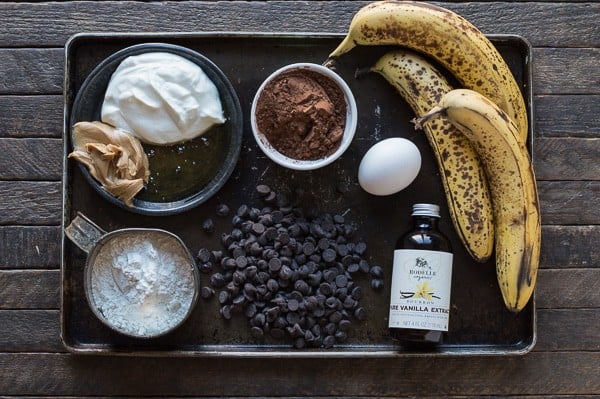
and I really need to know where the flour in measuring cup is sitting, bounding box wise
[90,233,196,337]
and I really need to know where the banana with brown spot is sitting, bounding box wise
[327,0,528,143]
[371,50,494,262]
[415,89,541,312]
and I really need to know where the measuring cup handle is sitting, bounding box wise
[64,212,107,254]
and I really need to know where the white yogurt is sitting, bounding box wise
[101,52,226,145]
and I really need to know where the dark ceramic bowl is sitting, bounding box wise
[70,43,243,216]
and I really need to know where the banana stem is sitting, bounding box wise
[412,106,445,130]
[328,34,358,60]
[322,58,337,69]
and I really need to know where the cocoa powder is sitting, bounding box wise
[255,69,346,161]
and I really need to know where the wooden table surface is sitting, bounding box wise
[1,1,599,396]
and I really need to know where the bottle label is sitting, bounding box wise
[389,249,453,332]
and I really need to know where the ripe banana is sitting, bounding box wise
[414,89,540,312]
[326,0,529,143]
[371,50,494,262]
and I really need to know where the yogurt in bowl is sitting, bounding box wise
[101,52,226,146]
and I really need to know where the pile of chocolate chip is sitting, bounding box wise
[197,185,383,349]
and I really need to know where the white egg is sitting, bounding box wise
[358,138,422,196]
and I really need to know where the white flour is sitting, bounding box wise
[90,233,196,337]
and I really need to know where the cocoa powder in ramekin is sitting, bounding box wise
[255,69,346,161]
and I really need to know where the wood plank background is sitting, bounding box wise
[0,0,598,396]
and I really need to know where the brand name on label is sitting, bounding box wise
[404,255,438,282]
[409,269,436,276]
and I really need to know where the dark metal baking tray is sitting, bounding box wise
[62,32,535,357]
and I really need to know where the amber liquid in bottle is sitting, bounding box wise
[389,204,453,346]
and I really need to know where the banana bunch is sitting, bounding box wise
[414,89,540,312]
[326,0,528,143]
[327,0,540,311]
[371,50,494,263]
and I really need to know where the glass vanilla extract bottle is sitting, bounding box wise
[388,203,453,346]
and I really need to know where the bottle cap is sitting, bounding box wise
[411,203,440,217]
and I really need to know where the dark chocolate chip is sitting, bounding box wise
[243,283,257,299]
[231,215,243,227]
[322,248,337,263]
[250,326,264,339]
[218,257,233,270]
[337,244,349,257]
[256,184,271,196]
[248,208,260,222]
[354,242,367,255]
[319,282,333,296]
[371,279,384,291]
[235,256,248,268]
[267,278,279,292]
[220,305,232,320]
[325,296,338,309]
[359,259,370,273]
[288,299,299,311]
[216,204,230,217]
[263,191,277,204]
[370,265,384,278]
[199,262,213,274]
[231,228,243,241]
[268,257,282,272]
[252,222,265,235]
[253,312,266,327]
[211,250,223,263]
[334,330,348,343]
[302,241,316,256]
[244,303,257,318]
[232,270,246,285]
[354,307,366,321]
[333,214,345,224]
[237,204,249,218]
[335,274,348,288]
[329,311,343,323]
[265,306,279,322]
[200,286,215,299]
[218,290,230,304]
[317,238,330,250]
[221,233,233,247]
[279,265,293,280]
[347,263,359,273]
[232,294,246,307]
[210,273,226,288]
[201,218,215,233]
[343,296,357,310]
[323,268,338,283]
[338,319,352,331]
[350,286,362,300]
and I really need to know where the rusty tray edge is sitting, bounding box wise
[61,31,536,358]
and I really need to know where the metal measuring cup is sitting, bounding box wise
[65,213,200,339]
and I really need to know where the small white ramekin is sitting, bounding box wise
[250,63,357,171]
